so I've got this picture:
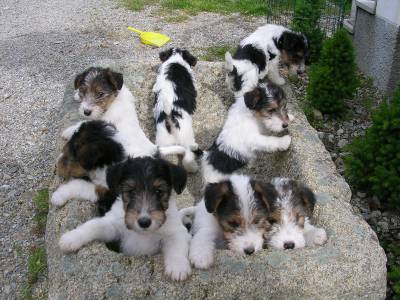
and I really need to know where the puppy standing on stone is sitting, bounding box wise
[202,82,293,184]
[189,174,277,269]
[52,67,185,207]
[265,177,327,250]
[153,48,200,173]
[225,24,308,96]
[58,157,193,281]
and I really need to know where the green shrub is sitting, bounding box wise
[307,29,358,114]
[344,86,400,208]
[291,0,325,63]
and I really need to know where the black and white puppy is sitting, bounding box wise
[153,48,200,173]
[225,24,308,96]
[202,82,293,184]
[59,157,192,281]
[265,177,327,250]
[189,174,276,269]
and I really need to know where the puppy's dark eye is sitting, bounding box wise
[228,220,240,228]
[96,92,104,99]
[155,189,163,196]
[268,108,277,113]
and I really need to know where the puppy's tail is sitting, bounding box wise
[225,51,234,72]
[158,145,186,156]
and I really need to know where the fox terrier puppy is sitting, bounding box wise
[202,82,292,184]
[225,24,308,96]
[153,48,201,173]
[265,177,327,250]
[52,67,185,207]
[58,156,192,281]
[189,174,277,269]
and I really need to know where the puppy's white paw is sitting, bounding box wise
[59,230,84,252]
[190,247,214,269]
[61,127,75,141]
[51,189,68,207]
[190,143,199,151]
[278,135,292,151]
[182,159,199,173]
[310,228,327,246]
[274,77,286,85]
[288,113,295,122]
[165,259,191,281]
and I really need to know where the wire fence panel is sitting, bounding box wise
[266,0,348,37]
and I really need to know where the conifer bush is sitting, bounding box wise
[291,0,325,63]
[307,29,359,114]
[344,86,400,208]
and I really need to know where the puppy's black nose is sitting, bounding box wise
[138,217,152,228]
[297,69,304,74]
[282,123,288,129]
[244,246,255,255]
[83,109,92,116]
[284,242,295,249]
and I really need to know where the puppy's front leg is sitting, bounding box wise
[304,220,327,247]
[253,135,291,152]
[51,179,98,207]
[162,229,192,281]
[268,61,285,85]
[61,121,84,140]
[189,225,219,269]
[59,217,118,252]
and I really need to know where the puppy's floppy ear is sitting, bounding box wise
[296,186,316,216]
[106,161,125,193]
[251,180,278,212]
[182,50,197,67]
[166,161,187,194]
[106,69,123,90]
[244,87,262,110]
[204,181,232,213]
[159,48,174,62]
[74,68,91,89]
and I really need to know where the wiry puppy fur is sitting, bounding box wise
[52,67,185,207]
[225,24,308,96]
[52,120,125,207]
[59,157,192,281]
[153,48,201,173]
[189,174,276,269]
[202,82,292,184]
[265,178,327,250]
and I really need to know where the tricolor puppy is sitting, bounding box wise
[52,67,185,207]
[225,24,308,96]
[202,82,292,184]
[58,157,192,281]
[189,174,276,269]
[265,178,327,250]
[153,48,200,173]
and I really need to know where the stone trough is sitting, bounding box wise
[46,61,386,299]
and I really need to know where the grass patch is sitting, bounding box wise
[32,189,49,235]
[198,45,237,61]
[123,0,268,16]
[162,14,190,23]
[22,246,47,300]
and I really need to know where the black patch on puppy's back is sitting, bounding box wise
[234,44,267,72]
[68,121,124,171]
[166,63,197,115]
[207,142,247,174]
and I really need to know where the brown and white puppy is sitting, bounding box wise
[58,157,193,281]
[189,174,277,269]
[265,177,327,250]
[202,82,293,184]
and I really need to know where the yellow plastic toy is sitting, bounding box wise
[127,26,170,47]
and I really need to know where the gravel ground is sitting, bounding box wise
[0,0,268,297]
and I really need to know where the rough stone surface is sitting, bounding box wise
[47,61,386,299]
